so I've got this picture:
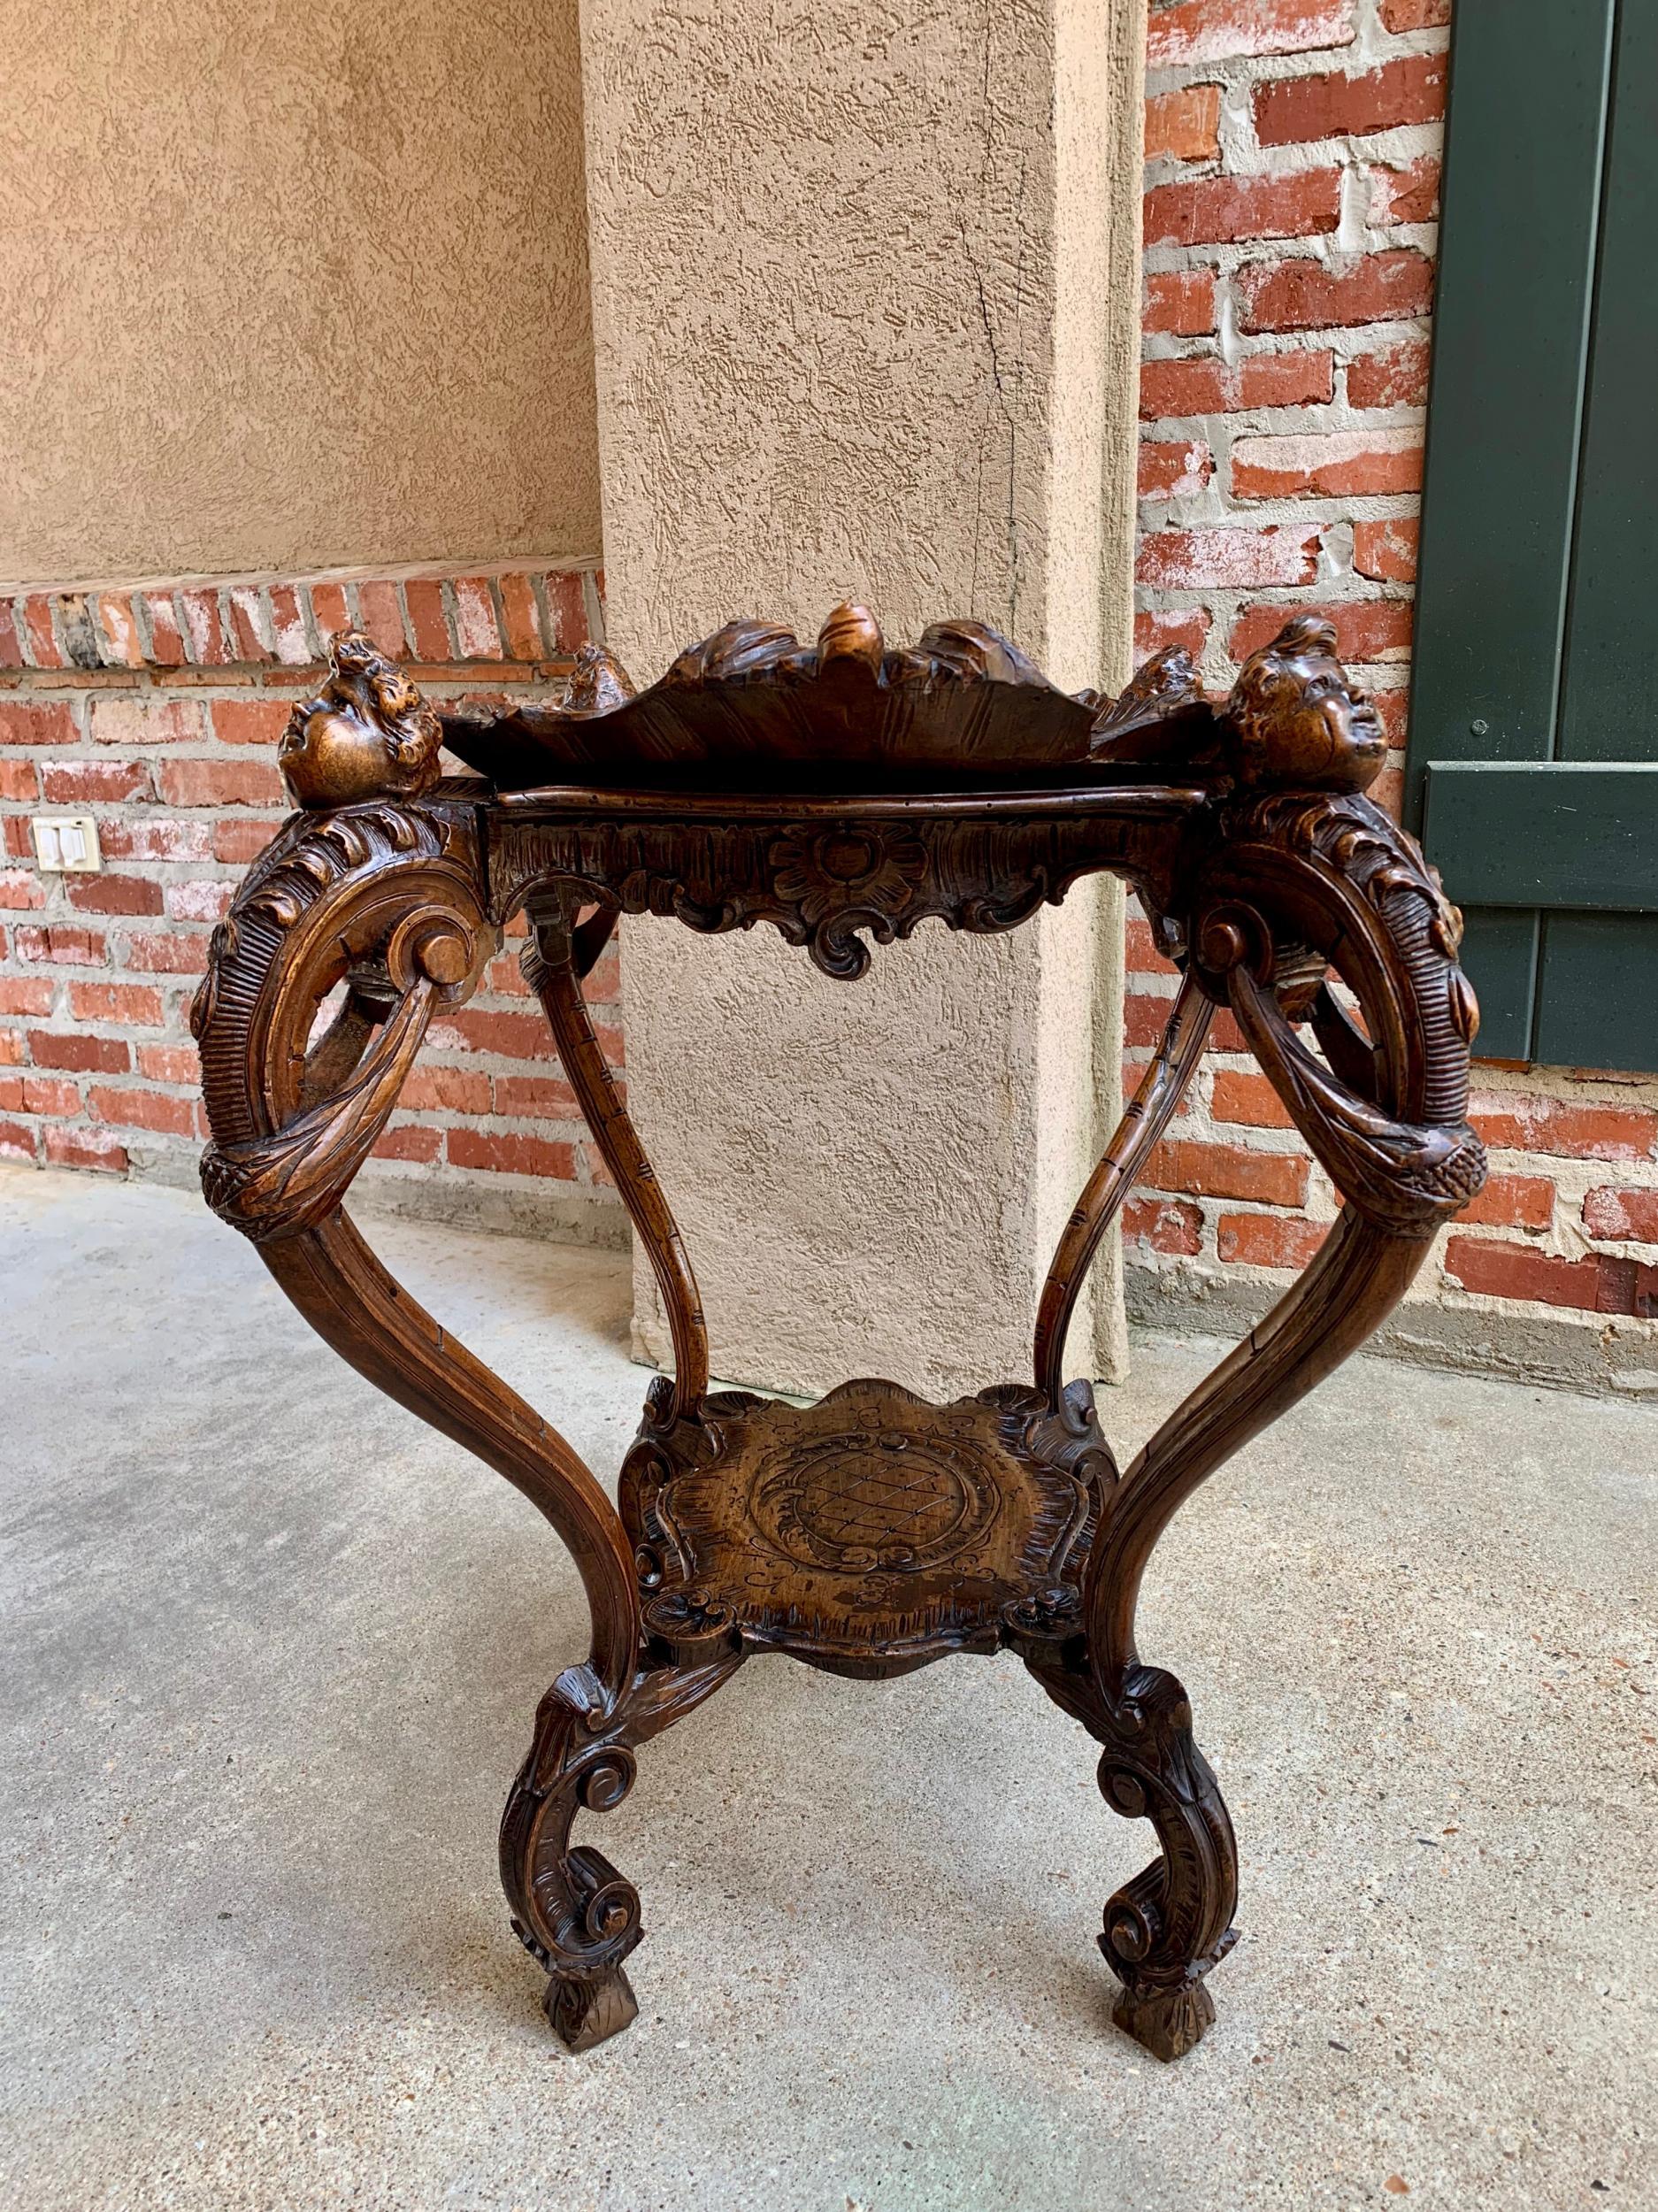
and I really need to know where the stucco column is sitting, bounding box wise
[580,0,1145,1399]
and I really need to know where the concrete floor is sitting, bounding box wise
[2,1168,1654,2212]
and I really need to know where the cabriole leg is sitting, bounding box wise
[504,889,733,2044]
[1031,972,1237,2057]
[1032,749,1485,2060]
[189,644,686,2047]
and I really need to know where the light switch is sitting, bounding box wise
[31,815,102,872]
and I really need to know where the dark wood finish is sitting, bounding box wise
[1034,973,1213,1409]
[194,607,1485,2065]
[524,902,709,1412]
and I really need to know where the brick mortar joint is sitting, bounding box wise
[0,556,603,600]
[1146,128,1444,188]
[2,563,604,680]
[1146,0,1447,88]
[1141,230,1440,279]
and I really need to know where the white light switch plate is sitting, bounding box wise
[31,815,102,872]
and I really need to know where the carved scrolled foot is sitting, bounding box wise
[500,1656,740,2043]
[1027,1647,1240,2060]
[1096,1838,1237,2062]
[1109,1974,1216,2063]
[1086,1666,1240,2061]
[501,1723,644,1988]
[545,1964,640,2052]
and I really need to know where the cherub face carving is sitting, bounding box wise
[1226,617,1386,794]
[280,631,442,810]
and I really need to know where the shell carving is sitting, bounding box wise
[437,603,1393,800]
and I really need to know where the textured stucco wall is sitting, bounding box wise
[0,0,600,582]
[581,0,1145,1399]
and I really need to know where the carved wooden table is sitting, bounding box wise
[194,606,1485,2062]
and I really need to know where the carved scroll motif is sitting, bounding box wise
[193,801,488,1239]
[1224,961,1485,1235]
[1189,790,1485,1169]
[487,807,1191,981]
[1028,1649,1238,2059]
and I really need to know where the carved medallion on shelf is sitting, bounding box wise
[748,1417,1002,1576]
[626,1378,1112,1679]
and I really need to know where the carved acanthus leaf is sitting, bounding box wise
[188,803,450,1052]
[1208,790,1483,1130]
[1090,645,1202,742]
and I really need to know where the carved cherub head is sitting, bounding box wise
[279,630,442,810]
[1225,616,1386,794]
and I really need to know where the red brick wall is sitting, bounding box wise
[1128,0,1658,1362]
[0,562,624,1242]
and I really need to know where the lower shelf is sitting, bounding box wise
[624,1376,1116,1679]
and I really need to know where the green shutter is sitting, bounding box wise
[1407,0,1658,1071]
